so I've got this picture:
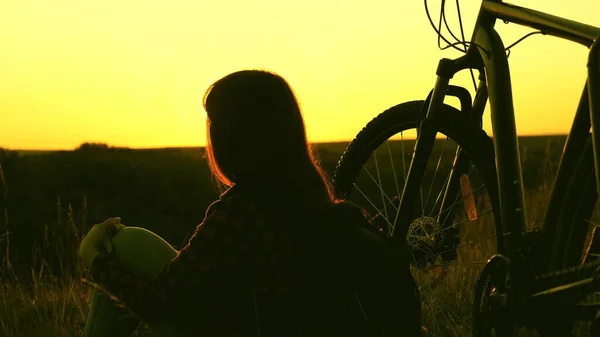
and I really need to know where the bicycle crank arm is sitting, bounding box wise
[518,293,600,326]
[527,277,596,300]
[518,270,600,324]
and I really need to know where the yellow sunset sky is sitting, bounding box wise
[1,0,598,150]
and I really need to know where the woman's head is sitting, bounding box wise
[203,70,334,203]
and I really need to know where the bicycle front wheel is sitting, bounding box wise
[333,101,502,337]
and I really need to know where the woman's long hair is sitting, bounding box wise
[203,70,336,207]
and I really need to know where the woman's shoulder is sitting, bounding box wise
[217,186,259,210]
[202,186,264,226]
[213,186,371,225]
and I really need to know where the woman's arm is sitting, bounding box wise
[89,196,253,322]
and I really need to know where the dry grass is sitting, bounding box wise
[0,138,578,337]
[0,208,156,337]
[0,273,88,336]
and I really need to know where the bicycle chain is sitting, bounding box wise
[533,259,600,282]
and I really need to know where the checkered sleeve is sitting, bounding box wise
[89,196,251,322]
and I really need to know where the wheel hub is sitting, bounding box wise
[407,216,441,268]
[407,216,462,269]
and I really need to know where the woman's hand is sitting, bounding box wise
[79,217,125,269]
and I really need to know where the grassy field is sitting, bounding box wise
[0,135,573,336]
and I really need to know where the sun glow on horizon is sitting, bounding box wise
[1,0,598,150]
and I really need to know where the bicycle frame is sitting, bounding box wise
[393,0,600,292]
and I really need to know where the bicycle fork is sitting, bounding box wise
[392,54,485,241]
[393,53,521,336]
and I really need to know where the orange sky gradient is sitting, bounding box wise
[1,0,599,150]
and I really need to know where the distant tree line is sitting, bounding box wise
[0,142,341,279]
[0,136,563,280]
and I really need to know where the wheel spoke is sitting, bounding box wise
[401,132,408,182]
[428,165,453,218]
[410,207,492,247]
[332,103,498,337]
[360,165,398,212]
[388,141,402,204]
[373,151,390,222]
[420,279,471,328]
[352,183,394,230]
[424,137,449,212]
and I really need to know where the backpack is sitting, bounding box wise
[287,201,422,337]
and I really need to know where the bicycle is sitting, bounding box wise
[331,0,600,336]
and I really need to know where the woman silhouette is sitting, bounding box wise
[79,70,416,337]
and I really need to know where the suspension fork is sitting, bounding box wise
[419,84,476,225]
[437,80,488,231]
[392,53,484,240]
[391,76,449,240]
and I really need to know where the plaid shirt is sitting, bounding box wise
[89,189,384,336]
[90,189,296,334]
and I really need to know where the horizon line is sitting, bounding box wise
[6,132,572,152]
